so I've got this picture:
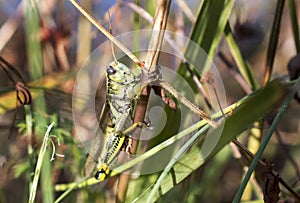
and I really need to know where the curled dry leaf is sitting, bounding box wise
[151,85,177,110]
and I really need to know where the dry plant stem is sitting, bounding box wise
[117,1,171,202]
[124,2,153,23]
[175,6,185,48]
[67,0,144,68]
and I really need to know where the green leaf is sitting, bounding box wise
[183,0,235,74]
[131,79,288,202]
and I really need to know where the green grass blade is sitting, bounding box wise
[28,122,54,203]
[233,77,300,202]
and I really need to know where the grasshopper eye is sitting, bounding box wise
[107,65,117,75]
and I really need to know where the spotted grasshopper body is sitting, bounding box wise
[94,61,141,180]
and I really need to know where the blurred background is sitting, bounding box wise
[0,0,299,202]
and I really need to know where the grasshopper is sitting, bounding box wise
[85,60,142,180]
[95,60,142,180]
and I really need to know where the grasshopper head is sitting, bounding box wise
[106,61,135,83]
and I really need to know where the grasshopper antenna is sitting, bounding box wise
[107,10,117,65]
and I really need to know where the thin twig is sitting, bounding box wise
[89,2,122,39]
[278,176,300,201]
